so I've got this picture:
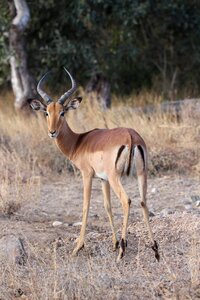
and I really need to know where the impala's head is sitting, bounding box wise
[30,68,82,139]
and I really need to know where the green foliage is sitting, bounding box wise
[0,0,10,86]
[1,0,200,97]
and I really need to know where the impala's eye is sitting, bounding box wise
[60,111,65,117]
[45,112,49,117]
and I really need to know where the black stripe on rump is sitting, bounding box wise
[115,145,126,167]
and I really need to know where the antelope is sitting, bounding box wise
[30,68,159,262]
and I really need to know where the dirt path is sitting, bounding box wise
[17,174,200,222]
[0,174,199,299]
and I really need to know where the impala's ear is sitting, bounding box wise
[64,97,82,111]
[29,99,47,112]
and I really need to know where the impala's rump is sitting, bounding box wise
[115,144,146,178]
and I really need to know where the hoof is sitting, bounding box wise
[116,250,124,262]
[116,238,126,261]
[72,250,78,257]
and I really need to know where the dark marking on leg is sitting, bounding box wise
[115,145,125,167]
[114,240,119,250]
[152,240,160,261]
[119,239,127,259]
[79,243,85,251]
[120,238,125,253]
[128,198,131,206]
[141,201,145,207]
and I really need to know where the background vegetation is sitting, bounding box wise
[1,0,200,99]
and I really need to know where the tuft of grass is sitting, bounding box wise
[0,168,41,215]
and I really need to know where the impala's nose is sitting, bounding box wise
[48,130,57,138]
[50,130,56,135]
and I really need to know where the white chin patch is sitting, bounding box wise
[48,132,58,139]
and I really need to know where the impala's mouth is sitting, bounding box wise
[48,131,58,139]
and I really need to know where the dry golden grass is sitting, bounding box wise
[0,90,199,183]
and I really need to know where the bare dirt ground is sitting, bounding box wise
[0,174,200,299]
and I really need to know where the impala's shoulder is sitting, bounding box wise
[79,128,101,139]
[75,128,100,146]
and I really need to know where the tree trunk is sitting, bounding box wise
[9,0,35,110]
[86,74,111,110]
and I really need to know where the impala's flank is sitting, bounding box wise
[30,68,159,262]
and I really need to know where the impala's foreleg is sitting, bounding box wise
[101,180,119,250]
[134,146,160,261]
[72,172,92,256]
[108,175,130,262]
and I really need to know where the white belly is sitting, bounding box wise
[95,171,108,181]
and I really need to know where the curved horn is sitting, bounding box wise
[37,71,53,105]
[57,67,77,105]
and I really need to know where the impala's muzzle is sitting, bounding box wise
[48,130,58,139]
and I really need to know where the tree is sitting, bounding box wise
[9,0,35,110]
[86,74,111,110]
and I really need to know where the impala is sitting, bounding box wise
[30,68,159,262]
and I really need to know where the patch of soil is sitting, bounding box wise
[0,175,199,299]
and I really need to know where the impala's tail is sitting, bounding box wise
[123,144,147,177]
[115,143,147,177]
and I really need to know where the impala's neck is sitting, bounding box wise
[55,120,79,160]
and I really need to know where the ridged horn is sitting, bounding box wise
[57,67,77,105]
[37,71,53,105]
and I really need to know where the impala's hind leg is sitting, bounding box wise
[108,175,130,262]
[101,180,119,250]
[134,146,160,261]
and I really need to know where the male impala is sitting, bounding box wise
[30,68,159,262]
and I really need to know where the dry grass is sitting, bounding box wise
[0,213,199,299]
[0,170,40,215]
[0,90,199,188]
